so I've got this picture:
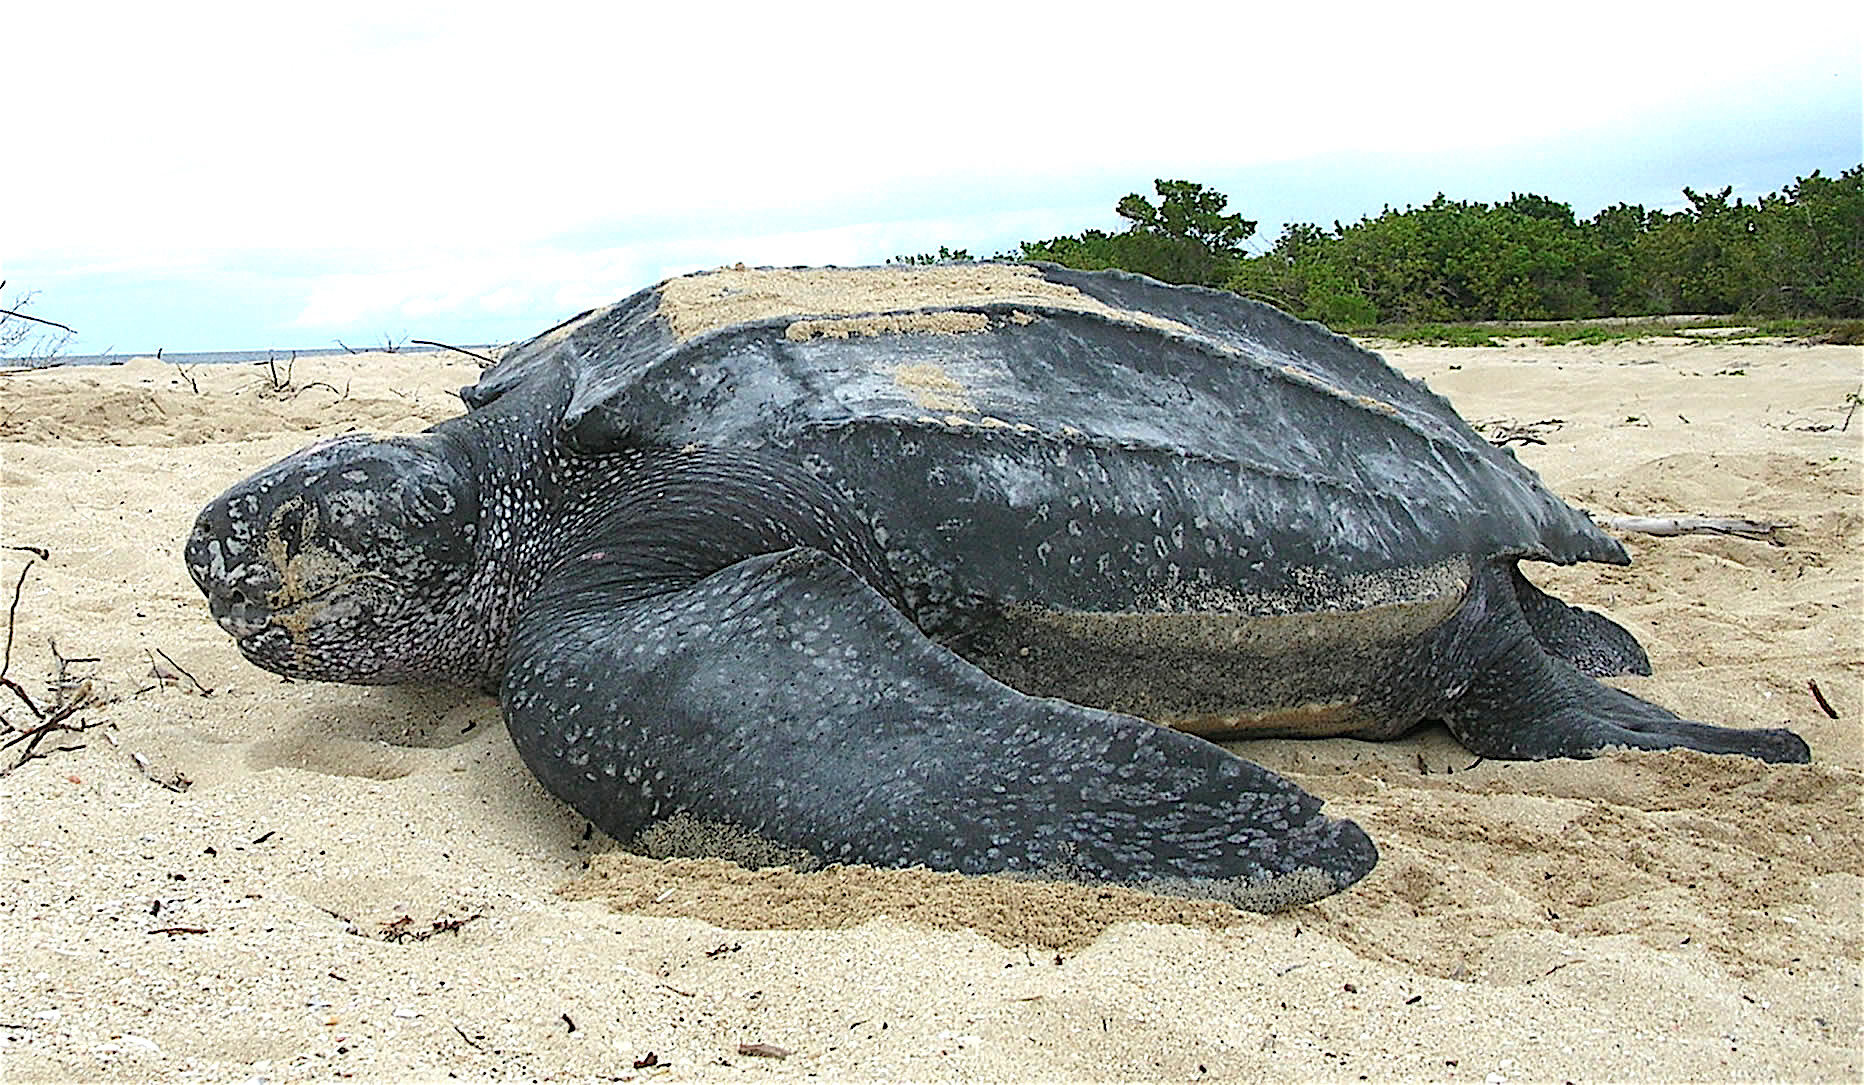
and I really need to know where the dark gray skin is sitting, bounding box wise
[186,265,1810,912]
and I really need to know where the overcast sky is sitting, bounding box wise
[5,1,1859,355]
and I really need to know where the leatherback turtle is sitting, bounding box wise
[185,264,1810,911]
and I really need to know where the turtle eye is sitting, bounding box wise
[411,479,458,518]
[269,501,312,558]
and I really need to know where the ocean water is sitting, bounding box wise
[17,345,496,368]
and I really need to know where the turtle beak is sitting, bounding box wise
[186,505,281,639]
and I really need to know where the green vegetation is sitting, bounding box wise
[928,167,1863,335]
[1233,167,1864,327]
[888,246,975,266]
[1017,180,1256,288]
[895,180,1254,288]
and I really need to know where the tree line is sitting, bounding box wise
[908,167,1863,327]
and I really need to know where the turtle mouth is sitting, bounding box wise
[228,585,351,677]
[232,572,402,648]
[204,585,275,640]
[215,578,345,642]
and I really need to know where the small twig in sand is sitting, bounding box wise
[255,351,347,401]
[377,913,485,943]
[615,963,695,997]
[144,647,213,695]
[1,559,41,719]
[2,704,111,775]
[129,748,193,791]
[49,638,103,696]
[1602,515,1789,542]
[1808,680,1839,720]
[1,562,119,775]
[256,351,296,393]
[737,1042,793,1059]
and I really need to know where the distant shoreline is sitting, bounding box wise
[21,344,499,368]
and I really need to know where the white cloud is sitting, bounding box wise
[4,0,1856,349]
[11,1,1856,259]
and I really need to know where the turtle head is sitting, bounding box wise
[186,432,482,684]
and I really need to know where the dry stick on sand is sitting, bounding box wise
[143,647,212,696]
[1602,515,1790,541]
[3,639,113,775]
[256,352,346,400]
[737,1043,794,1060]
[0,558,42,719]
[411,339,500,366]
[0,556,146,778]
[2,688,111,776]
[1476,417,1566,446]
[1808,680,1840,720]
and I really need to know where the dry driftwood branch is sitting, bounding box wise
[1476,417,1566,446]
[253,352,346,401]
[1602,515,1790,541]
[0,281,77,337]
[289,379,346,400]
[257,351,297,392]
[0,305,77,335]
[0,559,122,774]
[410,339,498,365]
[2,679,110,774]
[1,559,40,719]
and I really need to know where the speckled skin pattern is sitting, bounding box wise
[187,264,1810,911]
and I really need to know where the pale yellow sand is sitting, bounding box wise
[1,335,1858,1081]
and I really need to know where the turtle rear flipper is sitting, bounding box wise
[1507,562,1651,677]
[1444,564,1811,763]
[501,547,1377,911]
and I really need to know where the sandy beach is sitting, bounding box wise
[1,333,1858,1081]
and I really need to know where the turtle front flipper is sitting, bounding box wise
[1444,564,1811,763]
[501,546,1377,911]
